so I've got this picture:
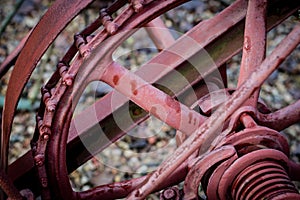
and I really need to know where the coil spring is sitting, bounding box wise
[227,151,300,200]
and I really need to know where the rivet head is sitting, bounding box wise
[131,0,144,12]
[161,187,179,200]
[43,134,49,141]
[34,154,45,167]
[40,178,48,188]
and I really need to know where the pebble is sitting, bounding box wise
[129,138,148,150]
[136,165,148,174]
[128,157,140,169]
[80,175,89,185]
[116,140,130,150]
[124,150,134,158]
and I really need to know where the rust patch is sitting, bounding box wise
[165,96,180,113]
[188,113,192,124]
[113,75,119,85]
[131,80,138,95]
[244,36,251,51]
[150,106,157,116]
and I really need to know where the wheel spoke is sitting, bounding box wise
[145,17,175,50]
[238,0,267,107]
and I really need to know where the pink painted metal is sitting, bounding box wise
[183,145,237,200]
[145,17,175,50]
[128,23,300,199]
[237,0,267,108]
[217,149,299,199]
[160,187,180,200]
[0,170,23,200]
[101,61,206,135]
[1,0,300,199]
[1,0,94,172]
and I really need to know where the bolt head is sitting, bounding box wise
[43,134,49,141]
[161,188,179,200]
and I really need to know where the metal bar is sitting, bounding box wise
[237,0,267,107]
[145,17,175,50]
[127,23,300,200]
[0,170,23,200]
[101,61,206,135]
[257,99,300,131]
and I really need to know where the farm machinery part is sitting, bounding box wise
[0,0,300,199]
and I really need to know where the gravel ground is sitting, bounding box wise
[0,0,299,199]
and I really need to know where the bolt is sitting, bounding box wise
[40,178,48,188]
[131,0,144,12]
[63,77,73,86]
[161,187,179,200]
[34,154,45,167]
[74,34,85,49]
[46,102,56,112]
[41,126,51,136]
[43,134,49,141]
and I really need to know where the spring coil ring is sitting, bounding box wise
[183,125,300,200]
[230,159,298,200]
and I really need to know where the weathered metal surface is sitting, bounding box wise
[145,17,175,50]
[1,0,300,199]
[1,0,95,172]
[41,0,192,199]
[183,145,237,200]
[128,21,300,200]
[160,186,180,200]
[237,0,266,108]
[5,0,300,197]
[217,126,290,156]
[101,61,206,135]
[217,149,299,199]
[0,170,23,200]
[257,99,300,131]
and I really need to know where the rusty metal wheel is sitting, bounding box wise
[1,0,300,199]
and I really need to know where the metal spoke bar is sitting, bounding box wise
[238,0,267,107]
[257,99,300,131]
[101,61,206,135]
[145,16,175,50]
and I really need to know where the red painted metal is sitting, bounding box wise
[1,0,300,199]
[128,23,300,200]
[160,187,180,200]
[217,149,299,199]
[0,170,23,200]
[183,145,237,200]
[257,99,300,131]
[237,0,267,108]
[145,17,175,50]
[39,1,192,199]
[1,0,94,172]
[101,61,206,135]
[7,2,299,190]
